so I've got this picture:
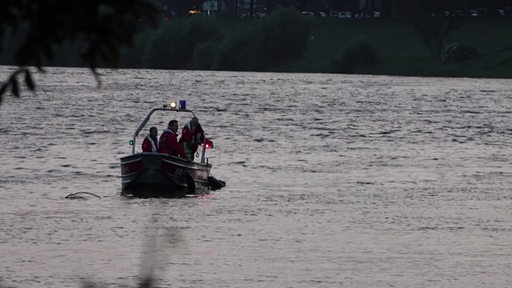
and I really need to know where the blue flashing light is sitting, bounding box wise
[179,100,187,110]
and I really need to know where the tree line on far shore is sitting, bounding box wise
[122,9,311,71]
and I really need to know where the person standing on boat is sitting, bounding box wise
[159,120,188,159]
[141,126,159,152]
[179,117,205,161]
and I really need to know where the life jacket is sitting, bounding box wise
[159,128,187,158]
[142,135,158,152]
[180,122,204,152]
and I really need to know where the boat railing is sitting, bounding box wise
[131,106,196,155]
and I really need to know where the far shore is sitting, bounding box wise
[272,16,512,79]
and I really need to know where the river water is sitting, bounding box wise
[1,67,511,287]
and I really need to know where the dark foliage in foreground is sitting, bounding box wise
[0,0,159,104]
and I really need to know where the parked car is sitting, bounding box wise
[301,11,315,17]
[240,12,266,18]
[468,10,479,17]
[338,11,352,18]
[254,12,266,18]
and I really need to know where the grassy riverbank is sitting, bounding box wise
[271,17,512,78]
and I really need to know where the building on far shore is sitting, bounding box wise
[159,0,512,19]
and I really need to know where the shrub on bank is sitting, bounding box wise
[192,41,220,70]
[257,8,311,66]
[213,30,254,70]
[143,16,222,69]
[121,32,152,68]
[142,22,188,69]
[214,8,311,71]
[498,56,512,68]
[330,37,380,73]
[441,43,480,64]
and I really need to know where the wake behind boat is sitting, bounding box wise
[120,101,225,198]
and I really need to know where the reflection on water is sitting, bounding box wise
[1,67,512,287]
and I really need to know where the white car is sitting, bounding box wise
[338,11,352,18]
[254,12,266,18]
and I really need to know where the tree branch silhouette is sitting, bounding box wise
[0,0,159,104]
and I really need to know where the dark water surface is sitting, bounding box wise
[1,67,512,287]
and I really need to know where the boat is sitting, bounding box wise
[120,100,225,198]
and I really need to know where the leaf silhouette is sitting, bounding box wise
[24,69,35,91]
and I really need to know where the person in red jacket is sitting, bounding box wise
[141,126,158,152]
[158,120,188,159]
[179,117,205,161]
